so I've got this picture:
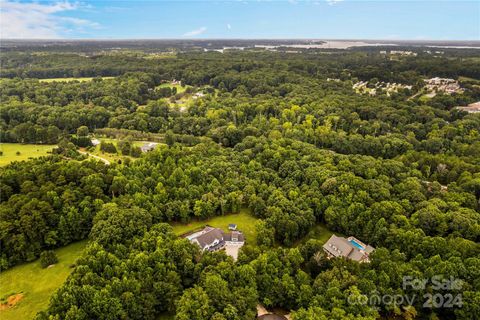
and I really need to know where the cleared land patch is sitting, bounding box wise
[0,143,55,166]
[171,208,258,245]
[0,241,87,320]
[38,77,114,83]
[85,138,166,163]
[294,223,339,246]
[156,83,188,93]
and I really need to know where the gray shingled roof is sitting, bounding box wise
[323,235,374,262]
[323,235,353,258]
[223,231,245,242]
[194,228,224,248]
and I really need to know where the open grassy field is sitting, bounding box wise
[0,143,55,166]
[171,208,259,245]
[39,77,115,83]
[156,83,188,94]
[0,241,88,320]
[85,138,165,164]
[85,141,127,164]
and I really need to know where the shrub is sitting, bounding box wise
[40,250,58,268]
[100,141,117,154]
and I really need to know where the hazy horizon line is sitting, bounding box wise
[2,38,480,43]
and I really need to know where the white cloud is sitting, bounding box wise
[0,0,99,39]
[183,26,207,37]
[326,0,343,5]
[227,23,231,30]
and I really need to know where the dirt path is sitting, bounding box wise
[0,293,24,311]
[78,151,111,165]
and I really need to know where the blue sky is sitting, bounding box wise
[1,0,479,40]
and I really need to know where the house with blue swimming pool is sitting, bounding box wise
[323,235,375,263]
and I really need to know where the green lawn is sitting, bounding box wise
[458,76,480,84]
[0,143,55,166]
[294,223,338,247]
[156,83,188,94]
[0,241,88,320]
[84,138,126,163]
[39,77,114,83]
[171,209,258,245]
[85,138,165,163]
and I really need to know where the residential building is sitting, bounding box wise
[187,226,245,253]
[456,101,480,113]
[91,138,101,146]
[323,235,374,263]
[192,92,205,99]
[424,77,463,94]
[189,227,226,252]
[224,230,244,244]
[140,142,158,153]
[390,50,417,56]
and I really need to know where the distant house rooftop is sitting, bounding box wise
[140,142,158,153]
[456,101,480,113]
[323,235,374,263]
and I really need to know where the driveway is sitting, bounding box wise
[225,243,243,261]
[78,151,111,165]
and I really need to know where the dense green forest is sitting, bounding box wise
[0,46,479,320]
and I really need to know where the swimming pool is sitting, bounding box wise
[349,239,365,250]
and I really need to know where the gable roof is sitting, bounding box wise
[323,235,374,262]
[193,227,224,248]
[224,231,245,242]
[140,142,158,152]
[323,235,353,258]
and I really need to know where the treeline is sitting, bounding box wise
[36,192,479,320]
[2,74,479,159]
[0,158,109,269]
[3,136,478,266]
[1,49,479,319]
[3,49,480,82]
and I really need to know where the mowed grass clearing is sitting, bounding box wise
[85,138,165,163]
[156,83,188,94]
[171,209,259,245]
[294,223,339,247]
[39,77,115,83]
[0,241,88,320]
[0,143,55,166]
